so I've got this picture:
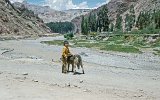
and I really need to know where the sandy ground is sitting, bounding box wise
[0,36,160,100]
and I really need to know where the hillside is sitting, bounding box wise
[13,2,91,23]
[0,0,51,37]
[72,0,160,33]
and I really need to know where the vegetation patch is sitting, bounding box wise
[153,49,160,56]
[41,36,142,53]
[151,38,160,48]
[41,40,63,46]
[100,44,141,53]
[64,33,74,40]
[46,22,74,34]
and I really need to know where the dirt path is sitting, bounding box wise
[0,36,160,100]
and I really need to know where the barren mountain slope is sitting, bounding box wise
[72,0,160,33]
[0,0,51,36]
[13,2,91,23]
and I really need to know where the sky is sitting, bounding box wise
[10,0,110,11]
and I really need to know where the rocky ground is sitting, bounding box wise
[0,36,160,100]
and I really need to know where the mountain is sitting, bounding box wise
[72,0,160,33]
[13,2,91,23]
[0,0,51,37]
[107,0,160,29]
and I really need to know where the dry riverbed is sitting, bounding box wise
[0,36,160,100]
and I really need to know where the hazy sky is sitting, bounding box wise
[10,0,110,10]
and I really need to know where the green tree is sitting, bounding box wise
[91,14,97,32]
[97,11,103,32]
[102,6,109,31]
[136,11,151,29]
[109,23,114,32]
[154,10,160,29]
[81,16,85,34]
[115,14,122,30]
[83,18,89,35]
[46,22,74,34]
[125,5,136,31]
[88,13,97,32]
[88,13,92,32]
[97,6,109,32]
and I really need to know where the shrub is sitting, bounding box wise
[64,33,74,40]
[112,29,124,34]
[89,32,97,36]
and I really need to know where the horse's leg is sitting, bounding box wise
[71,63,74,72]
[77,64,80,69]
[73,64,76,74]
[81,62,85,74]
[62,65,64,73]
[68,63,70,72]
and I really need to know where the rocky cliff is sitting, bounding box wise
[72,0,160,33]
[0,0,51,37]
[13,2,91,23]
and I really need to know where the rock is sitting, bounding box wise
[14,77,26,80]
[79,52,88,57]
[0,0,51,37]
[65,83,70,87]
[73,85,78,87]
[49,83,57,86]
[138,95,143,97]
[103,37,109,41]
[19,80,24,82]
[22,73,28,76]
[83,89,90,92]
[32,79,38,82]
[138,89,143,92]
[79,80,83,83]
[152,78,157,80]
[133,94,143,98]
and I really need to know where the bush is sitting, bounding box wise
[100,44,141,53]
[139,26,160,34]
[89,32,97,36]
[64,33,74,40]
[46,22,75,34]
[112,29,124,34]
[129,30,141,34]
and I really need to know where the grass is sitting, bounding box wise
[41,39,141,53]
[41,40,63,45]
[100,44,141,53]
[40,35,159,54]
[151,38,160,48]
[153,49,160,56]
[75,42,100,48]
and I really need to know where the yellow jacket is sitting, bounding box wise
[62,46,71,58]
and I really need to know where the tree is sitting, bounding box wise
[88,13,92,32]
[115,14,122,30]
[154,10,160,29]
[109,23,114,32]
[125,5,136,31]
[125,13,131,31]
[83,18,89,35]
[97,6,109,32]
[46,22,74,34]
[102,6,109,31]
[91,14,97,32]
[136,11,151,30]
[97,10,103,32]
[88,13,97,32]
[81,16,85,34]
